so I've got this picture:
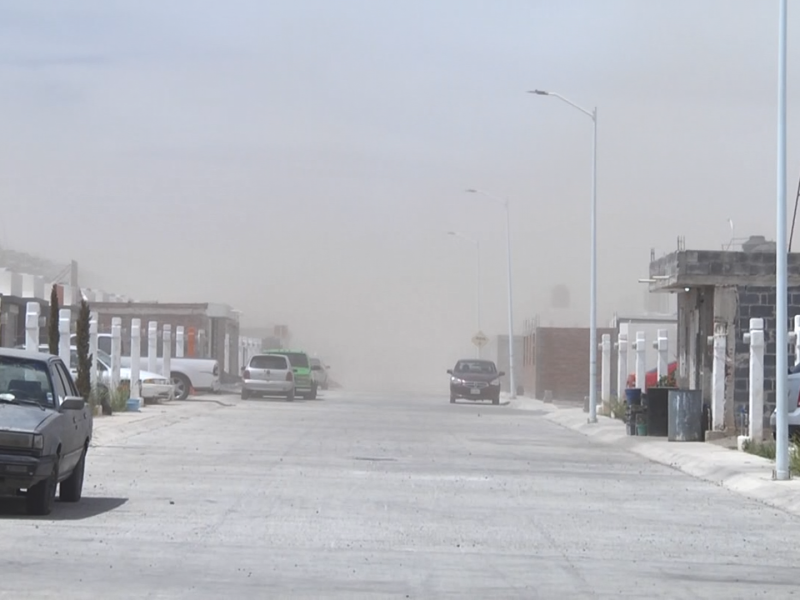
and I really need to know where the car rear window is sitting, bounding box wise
[277,352,309,368]
[250,355,288,370]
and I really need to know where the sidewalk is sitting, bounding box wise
[91,396,234,447]
[511,396,800,517]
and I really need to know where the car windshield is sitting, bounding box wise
[455,361,497,374]
[250,355,287,369]
[69,348,112,372]
[0,356,55,407]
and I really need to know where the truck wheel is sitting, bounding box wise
[309,385,318,400]
[26,460,58,516]
[286,388,295,402]
[450,395,456,404]
[171,373,191,401]
[60,448,86,502]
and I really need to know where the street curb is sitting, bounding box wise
[541,404,800,517]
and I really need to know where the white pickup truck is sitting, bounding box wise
[70,333,220,400]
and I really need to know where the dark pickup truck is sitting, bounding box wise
[0,348,93,515]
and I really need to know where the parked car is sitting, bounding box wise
[39,345,173,403]
[241,354,295,400]
[71,333,220,400]
[769,365,800,439]
[0,348,92,515]
[447,359,504,405]
[263,349,317,399]
[310,358,329,390]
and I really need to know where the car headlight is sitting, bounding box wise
[0,431,42,450]
[451,377,465,385]
[143,378,168,384]
[490,378,501,386]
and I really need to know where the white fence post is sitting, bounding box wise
[744,318,764,442]
[654,328,669,381]
[175,326,185,358]
[615,332,628,398]
[708,322,727,431]
[162,324,172,382]
[600,333,611,406]
[111,317,122,391]
[794,315,800,366]
[130,318,141,399]
[224,332,230,376]
[634,331,647,391]
[25,302,40,352]
[89,311,98,391]
[58,308,71,367]
[147,321,158,374]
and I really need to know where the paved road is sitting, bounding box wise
[1,391,799,599]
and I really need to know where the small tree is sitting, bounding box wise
[48,284,60,354]
[75,299,92,399]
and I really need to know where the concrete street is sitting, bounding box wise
[1,391,799,599]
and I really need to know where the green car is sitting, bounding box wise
[263,349,317,399]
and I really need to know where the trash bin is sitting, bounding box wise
[668,390,703,442]
[625,388,642,406]
[646,387,673,437]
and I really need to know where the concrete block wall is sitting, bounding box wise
[733,285,800,418]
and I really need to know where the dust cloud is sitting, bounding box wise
[1,1,797,392]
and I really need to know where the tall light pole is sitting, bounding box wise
[447,231,482,358]
[775,0,789,480]
[528,89,598,424]
[465,188,516,399]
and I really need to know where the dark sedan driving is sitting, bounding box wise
[447,359,505,405]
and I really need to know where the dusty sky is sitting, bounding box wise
[1,0,798,389]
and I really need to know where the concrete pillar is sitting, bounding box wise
[615,332,628,397]
[58,308,71,367]
[708,322,727,431]
[147,321,158,374]
[224,332,230,375]
[111,317,122,391]
[743,318,765,443]
[0,270,23,296]
[175,326,185,358]
[654,328,669,382]
[130,319,141,399]
[634,331,647,391]
[600,333,611,405]
[89,311,98,390]
[25,302,40,352]
[794,315,800,367]
[162,324,172,382]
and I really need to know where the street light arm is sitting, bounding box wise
[465,188,509,208]
[528,90,594,120]
[447,231,479,246]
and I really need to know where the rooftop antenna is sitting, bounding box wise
[724,218,735,250]
[790,168,800,252]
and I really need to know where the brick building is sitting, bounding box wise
[647,241,800,430]
[87,302,241,381]
[523,326,617,402]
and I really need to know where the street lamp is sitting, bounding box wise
[528,88,598,424]
[465,188,516,399]
[775,0,789,480]
[447,231,482,358]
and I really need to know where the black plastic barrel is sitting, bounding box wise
[646,387,673,437]
[625,388,642,406]
[667,390,703,442]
